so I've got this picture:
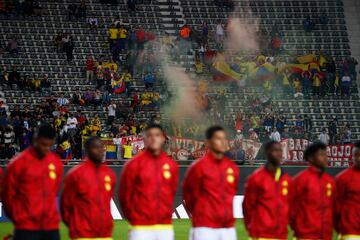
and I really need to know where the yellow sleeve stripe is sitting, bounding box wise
[341,235,360,240]
[129,224,173,231]
[275,167,281,182]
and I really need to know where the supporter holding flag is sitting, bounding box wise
[243,141,291,240]
[335,141,360,240]
[119,124,178,240]
[183,126,239,240]
[1,124,63,240]
[61,137,116,240]
[290,143,335,240]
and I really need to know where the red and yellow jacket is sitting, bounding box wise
[61,159,116,239]
[290,166,335,240]
[182,152,239,228]
[243,166,291,239]
[0,147,63,230]
[335,166,360,237]
[119,150,178,227]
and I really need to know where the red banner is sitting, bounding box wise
[281,138,353,166]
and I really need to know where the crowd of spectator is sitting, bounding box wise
[0,0,359,161]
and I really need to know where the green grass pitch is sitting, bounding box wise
[0,220,251,239]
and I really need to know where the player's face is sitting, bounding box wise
[353,147,360,167]
[267,143,283,165]
[33,137,55,158]
[144,128,165,151]
[311,149,328,169]
[208,130,228,154]
[87,139,105,163]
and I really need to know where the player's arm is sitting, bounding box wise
[182,163,201,214]
[118,161,136,220]
[242,176,257,231]
[333,178,342,232]
[0,160,21,221]
[60,173,76,226]
[289,176,304,230]
[171,162,179,197]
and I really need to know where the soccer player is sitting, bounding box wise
[290,142,335,240]
[243,141,291,240]
[335,141,360,239]
[182,126,240,240]
[61,137,116,240]
[0,124,63,240]
[119,124,179,240]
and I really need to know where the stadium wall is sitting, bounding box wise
[0,166,347,222]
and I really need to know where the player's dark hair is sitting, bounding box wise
[84,137,100,151]
[35,123,56,139]
[354,141,360,148]
[145,123,164,133]
[205,125,225,140]
[304,142,327,161]
[264,140,280,152]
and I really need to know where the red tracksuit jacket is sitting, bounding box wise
[182,152,239,228]
[61,160,116,238]
[335,166,360,236]
[0,147,63,230]
[119,150,179,226]
[243,166,291,239]
[290,166,335,240]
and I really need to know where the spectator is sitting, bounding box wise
[318,128,330,145]
[328,118,338,144]
[67,113,78,136]
[201,21,209,44]
[312,72,322,98]
[118,25,128,51]
[41,74,51,91]
[102,90,111,105]
[180,24,191,40]
[108,24,118,51]
[107,101,116,126]
[136,26,146,50]
[86,56,95,81]
[8,65,20,89]
[57,94,69,106]
[215,21,224,44]
[123,139,133,159]
[3,125,15,159]
[304,114,312,132]
[93,89,102,110]
[340,72,352,98]
[341,124,352,144]
[144,72,155,89]
[269,127,281,142]
[7,36,19,55]
[31,75,42,91]
[63,34,74,63]
[54,32,64,52]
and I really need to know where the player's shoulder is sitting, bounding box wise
[335,167,352,181]
[7,148,32,167]
[48,151,62,165]
[246,166,265,182]
[187,157,204,172]
[66,163,85,178]
[292,168,309,182]
[323,171,335,183]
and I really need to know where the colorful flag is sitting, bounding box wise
[111,75,125,94]
[212,53,242,81]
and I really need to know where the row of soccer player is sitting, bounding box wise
[0,124,359,240]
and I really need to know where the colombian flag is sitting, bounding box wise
[211,53,242,81]
[112,76,125,94]
[60,140,72,162]
[105,144,117,159]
